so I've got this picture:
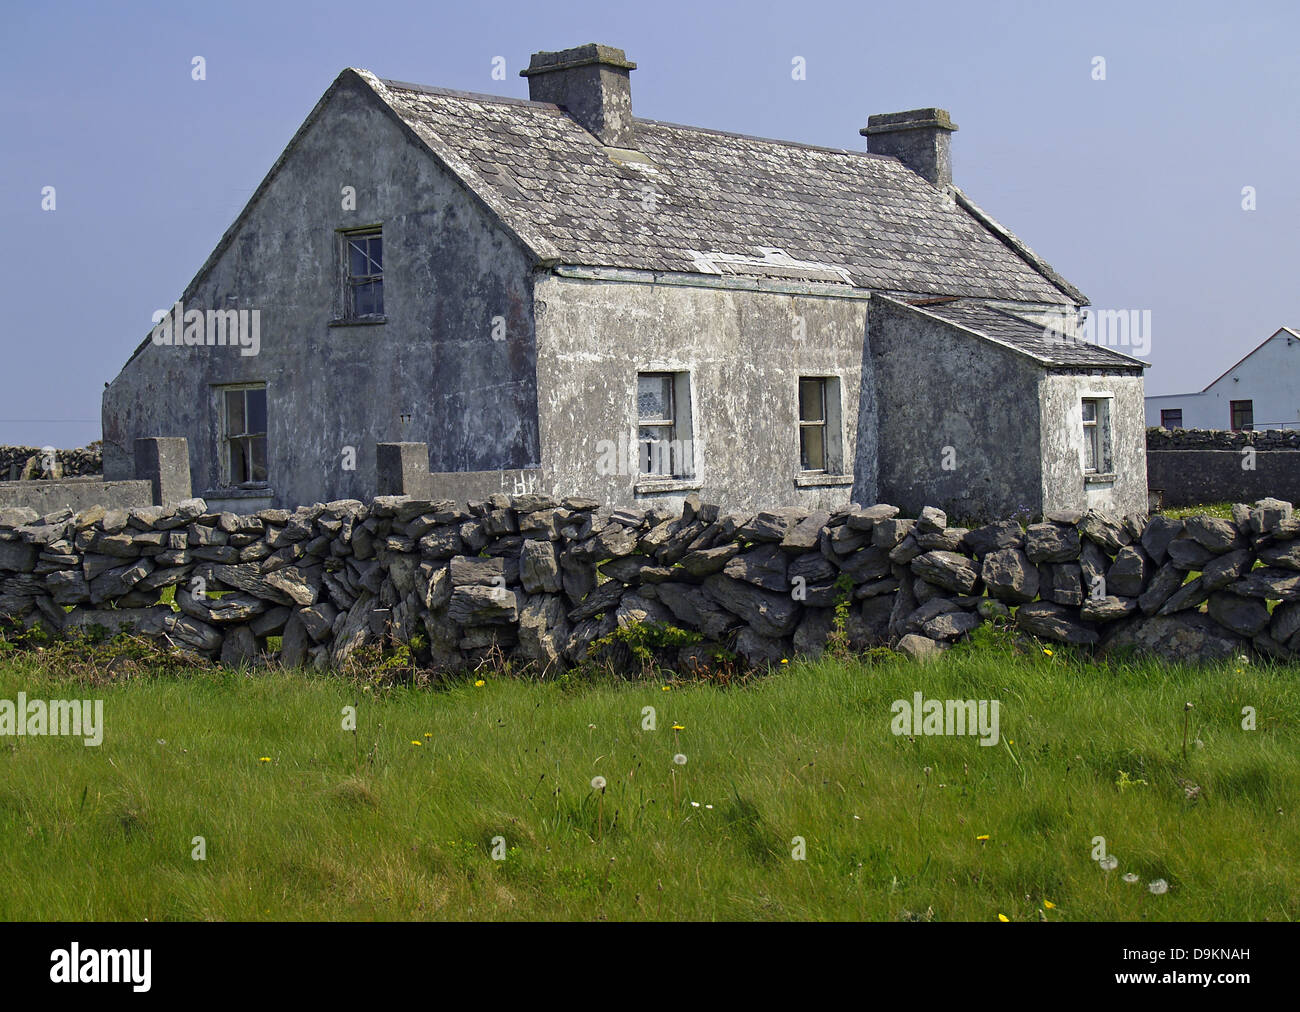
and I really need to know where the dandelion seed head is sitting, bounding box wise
[591,776,606,791]
[673,753,687,765]
[1148,878,1169,895]
[1100,855,1119,871]
[1123,873,1140,884]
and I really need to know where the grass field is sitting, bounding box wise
[0,628,1296,921]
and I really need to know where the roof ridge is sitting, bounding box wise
[378,76,556,111]
[634,116,898,161]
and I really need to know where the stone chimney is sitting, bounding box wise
[521,44,637,149]
[860,108,958,188]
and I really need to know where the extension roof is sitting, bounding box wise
[891,296,1147,372]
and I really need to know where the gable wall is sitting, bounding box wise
[102,72,540,508]
[867,298,1044,523]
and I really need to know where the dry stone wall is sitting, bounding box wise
[1,444,103,480]
[3,493,1300,669]
[1147,427,1300,507]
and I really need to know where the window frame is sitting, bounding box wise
[217,383,269,489]
[1080,394,1114,476]
[1159,408,1183,429]
[336,225,385,322]
[798,377,828,472]
[636,371,695,481]
[1230,399,1254,431]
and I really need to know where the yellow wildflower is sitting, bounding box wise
[976,834,990,841]
[1044,900,1056,909]
[474,679,485,687]
[997,913,1009,922]
[258,757,271,763]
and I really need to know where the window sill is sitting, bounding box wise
[328,316,387,327]
[634,477,702,495]
[794,473,853,488]
[1083,472,1117,484]
[202,486,275,499]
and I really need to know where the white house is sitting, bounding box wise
[1145,327,1300,430]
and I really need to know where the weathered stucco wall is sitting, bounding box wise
[867,298,1043,522]
[1039,373,1147,515]
[534,274,868,513]
[102,70,540,509]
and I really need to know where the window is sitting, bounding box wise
[1160,409,1183,429]
[1081,397,1113,474]
[340,226,383,319]
[1230,400,1253,431]
[221,385,268,487]
[797,376,844,476]
[637,372,694,478]
[799,378,828,470]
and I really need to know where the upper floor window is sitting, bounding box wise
[340,226,383,320]
[220,384,268,487]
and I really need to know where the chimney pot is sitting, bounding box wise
[521,43,638,149]
[861,108,958,188]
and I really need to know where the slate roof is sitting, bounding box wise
[361,72,1080,304]
[904,297,1146,371]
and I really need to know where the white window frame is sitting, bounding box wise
[636,370,695,481]
[1081,393,1114,476]
[797,375,845,475]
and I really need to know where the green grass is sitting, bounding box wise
[1161,502,1235,519]
[0,632,1296,921]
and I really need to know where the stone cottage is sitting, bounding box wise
[101,42,1148,520]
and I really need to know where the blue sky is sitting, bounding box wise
[2,0,1296,447]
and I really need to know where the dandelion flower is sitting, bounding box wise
[780,658,789,664]
[1100,855,1119,871]
[673,753,687,766]
[662,686,671,692]
[1043,648,1053,657]
[258,757,271,763]
[411,740,422,746]
[423,732,432,738]
[474,679,485,687]
[997,914,1009,922]
[1123,873,1140,884]
[671,724,685,731]
[1043,900,1056,909]
[1148,879,1169,895]
[591,776,606,791]
[976,834,990,841]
